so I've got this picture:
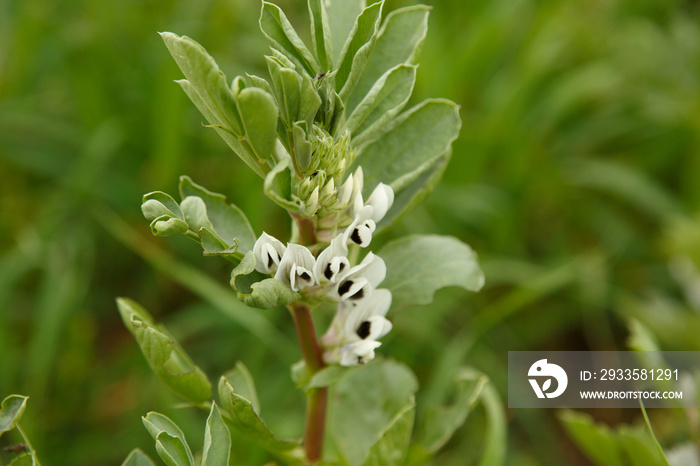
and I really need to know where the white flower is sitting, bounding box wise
[274,244,316,291]
[334,252,386,304]
[323,289,393,366]
[340,182,394,248]
[365,183,394,223]
[314,235,350,284]
[342,206,376,248]
[252,232,286,274]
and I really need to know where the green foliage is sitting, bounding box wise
[122,449,157,466]
[559,410,669,466]
[117,298,212,405]
[0,395,28,438]
[218,364,301,455]
[379,235,484,311]
[142,412,195,466]
[331,359,417,466]
[201,403,232,466]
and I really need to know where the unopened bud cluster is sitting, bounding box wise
[251,179,395,366]
[294,130,359,221]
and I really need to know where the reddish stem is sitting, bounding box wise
[290,302,327,463]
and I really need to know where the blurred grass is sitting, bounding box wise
[1,0,700,464]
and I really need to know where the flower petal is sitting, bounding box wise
[252,232,286,273]
[314,236,350,283]
[274,243,316,289]
[366,183,394,223]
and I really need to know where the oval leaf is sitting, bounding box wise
[343,5,429,115]
[259,2,319,76]
[179,176,256,253]
[235,87,279,161]
[332,359,418,466]
[378,235,484,311]
[218,372,300,454]
[117,298,212,405]
[363,401,415,466]
[0,395,28,438]
[354,99,461,194]
[202,402,231,466]
[121,449,157,466]
[142,412,194,466]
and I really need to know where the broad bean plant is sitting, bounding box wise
[0,1,486,465]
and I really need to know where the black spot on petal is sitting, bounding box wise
[338,280,353,296]
[266,253,274,268]
[349,287,364,300]
[350,228,362,244]
[356,321,371,339]
[300,272,311,281]
[338,262,346,272]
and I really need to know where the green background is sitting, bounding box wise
[1,0,699,464]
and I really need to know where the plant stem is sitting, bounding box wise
[290,302,327,463]
[16,423,42,466]
[291,213,316,246]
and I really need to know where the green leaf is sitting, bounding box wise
[559,410,626,466]
[117,298,212,405]
[292,121,312,173]
[149,215,189,238]
[336,2,383,95]
[417,369,488,455]
[376,150,450,231]
[179,176,256,253]
[354,99,461,194]
[299,73,323,125]
[221,361,261,414]
[332,359,418,466]
[363,401,415,466]
[161,33,267,177]
[325,0,365,63]
[180,196,214,233]
[160,32,242,135]
[230,251,300,309]
[176,79,265,178]
[202,402,231,466]
[0,395,28,438]
[235,87,279,161]
[378,235,484,311]
[156,432,192,466]
[308,0,333,71]
[142,192,184,222]
[308,365,351,389]
[345,64,416,146]
[121,449,157,466]
[260,2,319,76]
[343,5,429,115]
[218,370,300,454]
[143,412,194,466]
[267,60,301,124]
[199,228,242,262]
[263,158,302,212]
[245,74,273,94]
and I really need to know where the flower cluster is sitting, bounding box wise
[251,179,395,366]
